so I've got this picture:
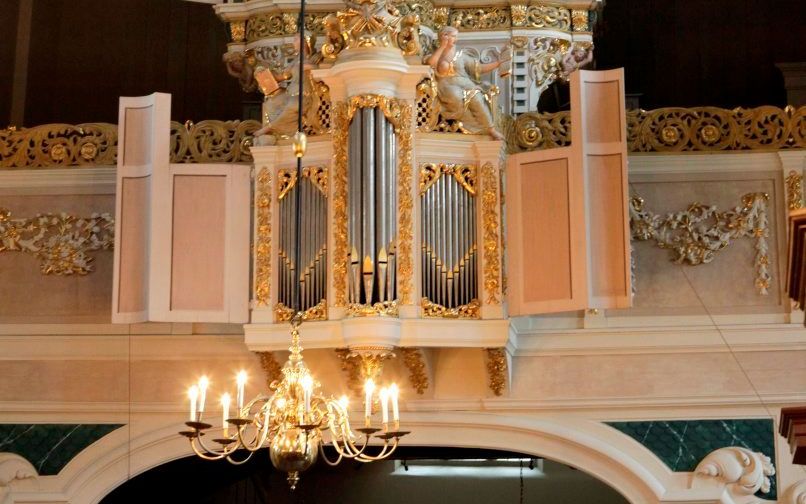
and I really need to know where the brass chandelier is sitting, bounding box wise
[179,0,408,490]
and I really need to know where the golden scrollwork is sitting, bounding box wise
[346,300,399,317]
[0,208,114,275]
[230,21,246,42]
[507,110,572,153]
[449,6,510,30]
[420,297,480,319]
[571,9,589,31]
[331,101,350,307]
[512,4,571,30]
[257,351,284,387]
[484,348,507,396]
[419,163,476,195]
[399,347,429,394]
[170,120,261,163]
[335,347,395,397]
[396,101,415,305]
[277,169,298,201]
[629,192,771,295]
[627,106,806,152]
[302,166,328,196]
[246,12,328,42]
[480,162,501,305]
[787,170,804,211]
[255,168,271,306]
[274,299,328,322]
[0,123,117,168]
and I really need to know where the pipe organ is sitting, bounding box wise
[420,163,478,311]
[277,167,328,314]
[347,108,398,307]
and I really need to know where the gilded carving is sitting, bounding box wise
[507,110,571,153]
[303,166,328,196]
[571,9,589,31]
[229,21,246,42]
[630,193,771,295]
[346,300,399,317]
[275,299,327,322]
[0,208,114,275]
[448,6,510,30]
[484,348,507,396]
[170,120,261,163]
[277,169,298,201]
[246,13,329,42]
[480,162,501,305]
[396,101,415,305]
[399,347,429,394]
[335,347,395,396]
[419,163,476,196]
[420,297,480,319]
[255,168,271,306]
[787,170,803,211]
[331,101,350,307]
[0,123,117,168]
[257,351,284,387]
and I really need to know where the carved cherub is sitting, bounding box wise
[223,50,258,93]
[425,26,509,140]
[560,44,594,80]
[253,37,318,143]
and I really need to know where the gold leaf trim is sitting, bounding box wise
[346,300,399,318]
[399,347,429,395]
[331,101,350,307]
[484,348,507,396]
[420,297,480,319]
[419,163,476,196]
[480,162,501,305]
[255,168,271,306]
[274,299,328,322]
[787,170,803,211]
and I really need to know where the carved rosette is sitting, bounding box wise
[480,162,501,305]
[693,447,775,497]
[255,168,271,306]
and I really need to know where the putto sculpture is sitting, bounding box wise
[425,26,510,139]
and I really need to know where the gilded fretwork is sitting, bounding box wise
[629,193,771,295]
[0,208,114,276]
[419,163,476,195]
[480,162,502,305]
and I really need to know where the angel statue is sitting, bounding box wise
[252,36,320,144]
[425,26,510,140]
[559,43,594,81]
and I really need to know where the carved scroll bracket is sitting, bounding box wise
[691,447,775,499]
[484,347,510,397]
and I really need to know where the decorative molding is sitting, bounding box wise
[484,348,507,396]
[480,162,501,305]
[420,297,480,319]
[399,347,429,394]
[254,167,271,306]
[629,193,770,295]
[783,479,806,504]
[0,208,114,275]
[787,170,804,210]
[257,351,283,387]
[0,123,117,168]
[692,447,775,498]
[346,301,399,318]
[0,453,37,487]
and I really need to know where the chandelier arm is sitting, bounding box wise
[225,450,256,465]
[318,440,345,466]
[189,437,233,460]
[352,438,399,462]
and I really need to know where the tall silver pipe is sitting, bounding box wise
[279,193,285,306]
[458,182,465,306]
[375,110,388,303]
[447,176,454,307]
[388,121,397,301]
[304,178,312,309]
[421,187,428,303]
[348,116,361,304]
[361,108,376,304]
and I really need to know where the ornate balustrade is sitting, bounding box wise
[3,106,804,169]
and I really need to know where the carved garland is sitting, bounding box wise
[787,170,804,211]
[254,168,271,306]
[484,348,507,396]
[257,352,284,387]
[629,193,771,295]
[0,209,114,275]
[399,347,429,395]
[480,162,501,305]
[420,297,480,319]
[331,101,350,307]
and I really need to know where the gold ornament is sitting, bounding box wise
[255,168,272,306]
[480,162,501,305]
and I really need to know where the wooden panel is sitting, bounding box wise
[117,176,150,315]
[170,175,227,311]
[122,106,153,166]
[506,147,586,315]
[573,69,632,309]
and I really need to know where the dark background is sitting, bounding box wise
[1,0,804,126]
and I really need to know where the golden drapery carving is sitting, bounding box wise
[255,168,272,306]
[629,193,771,295]
[480,162,501,305]
[0,208,114,275]
[274,299,328,322]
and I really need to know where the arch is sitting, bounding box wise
[2,412,677,504]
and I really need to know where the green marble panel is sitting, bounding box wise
[606,419,776,500]
[0,424,124,475]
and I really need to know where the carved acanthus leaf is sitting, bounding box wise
[0,453,37,487]
[693,447,775,498]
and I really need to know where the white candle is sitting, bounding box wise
[302,375,313,414]
[364,379,375,427]
[236,370,247,414]
[379,387,389,428]
[389,383,399,424]
[188,385,199,422]
[221,393,231,437]
[338,395,349,411]
[198,376,209,414]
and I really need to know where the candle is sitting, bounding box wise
[236,370,247,414]
[198,376,209,414]
[338,395,349,411]
[389,383,399,426]
[188,385,199,422]
[379,387,389,428]
[302,375,313,414]
[364,379,375,427]
[221,393,231,437]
